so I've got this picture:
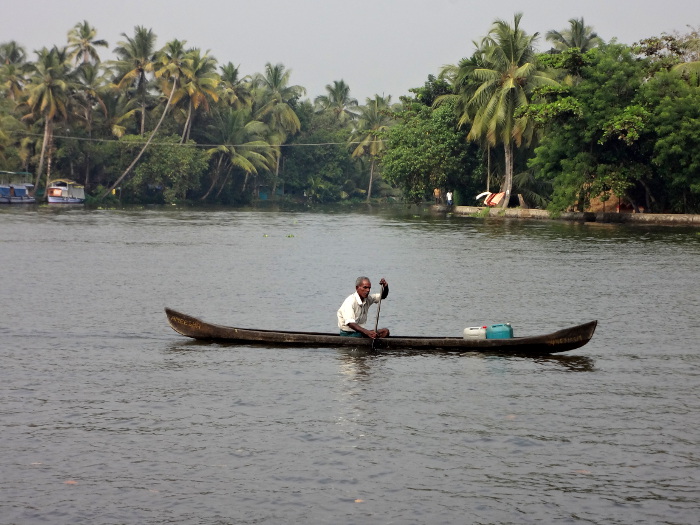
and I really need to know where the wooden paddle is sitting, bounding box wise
[371,284,385,351]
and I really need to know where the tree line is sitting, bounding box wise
[1,16,699,212]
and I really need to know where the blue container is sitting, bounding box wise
[486,323,513,339]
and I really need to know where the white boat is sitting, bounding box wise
[0,182,36,204]
[47,179,86,204]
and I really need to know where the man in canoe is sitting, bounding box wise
[337,276,390,338]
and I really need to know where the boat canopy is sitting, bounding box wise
[49,179,83,187]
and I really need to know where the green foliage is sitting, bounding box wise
[381,99,478,203]
[124,134,210,203]
[537,47,595,78]
[1,18,700,214]
[283,111,362,202]
[648,81,700,211]
[518,96,583,125]
[600,105,651,145]
[407,75,453,107]
[529,43,649,211]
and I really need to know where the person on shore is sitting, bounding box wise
[433,188,441,204]
[337,277,390,338]
[446,191,453,206]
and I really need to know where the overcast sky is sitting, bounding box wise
[1,0,697,102]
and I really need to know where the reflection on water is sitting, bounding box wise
[1,206,699,524]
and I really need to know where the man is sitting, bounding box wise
[337,277,390,338]
[446,191,453,206]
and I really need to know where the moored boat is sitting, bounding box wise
[0,182,36,204]
[165,307,597,355]
[47,179,86,204]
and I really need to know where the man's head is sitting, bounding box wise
[355,276,371,300]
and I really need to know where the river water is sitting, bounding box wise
[1,204,699,524]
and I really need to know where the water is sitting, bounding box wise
[1,205,699,524]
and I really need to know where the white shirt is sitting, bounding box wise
[337,291,381,331]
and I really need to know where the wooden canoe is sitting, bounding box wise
[165,308,597,355]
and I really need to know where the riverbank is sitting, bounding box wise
[443,205,700,227]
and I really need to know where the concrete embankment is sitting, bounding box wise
[441,205,700,227]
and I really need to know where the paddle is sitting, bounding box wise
[371,283,385,351]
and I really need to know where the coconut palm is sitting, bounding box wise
[112,26,158,136]
[0,40,26,65]
[153,39,190,139]
[67,20,108,65]
[314,79,358,122]
[73,63,108,131]
[252,62,305,136]
[546,17,602,53]
[178,49,220,143]
[251,63,305,195]
[22,46,73,194]
[101,39,183,198]
[219,62,252,109]
[202,106,275,199]
[0,41,28,101]
[72,62,110,186]
[96,90,135,138]
[0,62,27,101]
[350,95,394,200]
[441,13,557,207]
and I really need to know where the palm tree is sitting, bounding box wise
[101,37,182,198]
[178,49,220,143]
[1,63,26,101]
[95,90,134,138]
[350,95,394,200]
[441,13,557,207]
[251,62,305,195]
[67,20,108,65]
[153,39,190,138]
[72,62,109,187]
[112,26,158,136]
[22,46,73,194]
[219,62,252,109]
[546,17,602,53]
[314,79,358,122]
[202,106,275,199]
[252,62,305,135]
[0,41,28,101]
[0,40,26,65]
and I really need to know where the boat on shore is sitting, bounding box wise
[47,179,85,204]
[165,307,597,355]
[0,182,36,204]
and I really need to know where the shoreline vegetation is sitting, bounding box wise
[1,16,699,214]
[443,205,700,227]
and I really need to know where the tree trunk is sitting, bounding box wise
[33,120,52,196]
[201,154,224,200]
[215,171,231,199]
[638,179,657,212]
[101,81,177,198]
[85,152,90,189]
[140,99,146,136]
[366,157,375,201]
[271,152,281,198]
[181,100,193,144]
[487,145,491,193]
[501,142,513,209]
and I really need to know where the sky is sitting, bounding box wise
[1,0,698,102]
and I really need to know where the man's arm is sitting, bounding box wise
[379,278,389,299]
[347,322,376,338]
